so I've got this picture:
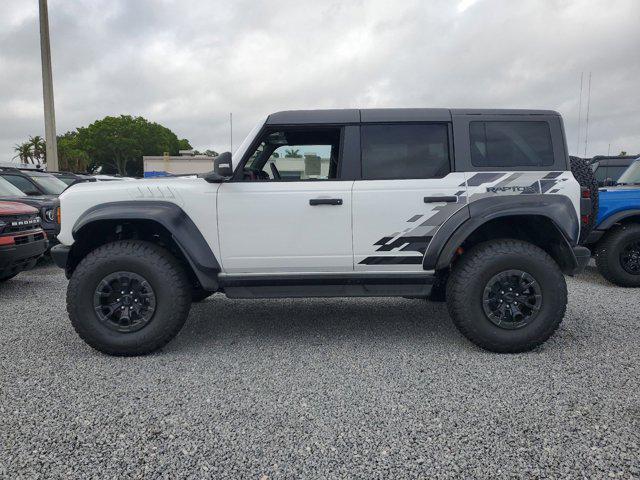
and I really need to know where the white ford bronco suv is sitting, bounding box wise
[52,109,590,356]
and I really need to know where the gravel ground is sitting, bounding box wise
[1,260,639,479]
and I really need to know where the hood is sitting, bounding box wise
[0,194,56,208]
[0,201,39,216]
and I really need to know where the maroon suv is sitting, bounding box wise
[0,201,48,282]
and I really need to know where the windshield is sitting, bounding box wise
[26,173,68,195]
[56,176,77,186]
[617,160,640,185]
[232,117,267,167]
[0,176,26,196]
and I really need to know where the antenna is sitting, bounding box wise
[229,112,233,153]
[583,72,592,158]
[576,72,583,155]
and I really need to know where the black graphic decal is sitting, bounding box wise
[359,256,423,265]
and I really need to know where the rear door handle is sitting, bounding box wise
[424,196,458,203]
[309,198,343,206]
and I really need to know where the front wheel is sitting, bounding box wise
[595,224,640,287]
[67,240,192,356]
[446,239,567,353]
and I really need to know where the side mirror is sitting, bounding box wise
[214,152,233,177]
[604,177,614,186]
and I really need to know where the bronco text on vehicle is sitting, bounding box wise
[0,201,48,282]
[51,109,590,355]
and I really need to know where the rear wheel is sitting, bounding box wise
[67,240,192,355]
[595,224,640,287]
[446,239,567,352]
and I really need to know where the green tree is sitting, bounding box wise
[29,135,46,164]
[57,131,90,173]
[178,138,192,150]
[285,148,301,158]
[75,115,186,176]
[13,142,33,163]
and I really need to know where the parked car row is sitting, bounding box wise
[0,166,135,281]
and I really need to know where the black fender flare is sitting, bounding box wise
[72,201,220,290]
[424,195,581,272]
[596,209,640,230]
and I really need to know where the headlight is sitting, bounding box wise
[45,209,55,222]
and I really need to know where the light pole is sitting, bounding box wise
[39,0,58,170]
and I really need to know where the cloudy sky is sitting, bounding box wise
[1,0,638,163]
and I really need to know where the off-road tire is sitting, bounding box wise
[595,224,640,287]
[570,156,599,244]
[67,240,192,356]
[446,239,567,353]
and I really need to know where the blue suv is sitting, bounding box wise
[585,158,640,286]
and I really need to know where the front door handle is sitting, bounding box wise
[424,196,458,203]
[309,198,343,206]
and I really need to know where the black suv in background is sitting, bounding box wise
[0,167,69,197]
[0,175,59,246]
[49,171,97,186]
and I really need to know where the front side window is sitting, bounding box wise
[470,121,554,167]
[243,128,341,181]
[361,124,450,180]
[606,166,631,183]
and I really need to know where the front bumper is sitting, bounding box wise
[0,236,48,277]
[50,243,70,269]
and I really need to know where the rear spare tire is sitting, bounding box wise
[446,239,567,353]
[570,156,599,244]
[67,240,192,356]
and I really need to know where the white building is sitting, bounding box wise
[143,151,216,177]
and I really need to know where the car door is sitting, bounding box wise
[217,126,354,274]
[352,122,466,271]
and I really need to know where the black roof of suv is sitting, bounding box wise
[266,108,561,125]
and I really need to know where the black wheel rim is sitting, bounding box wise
[93,271,157,333]
[482,270,542,330]
[620,240,640,275]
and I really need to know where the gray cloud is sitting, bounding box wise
[1,0,638,163]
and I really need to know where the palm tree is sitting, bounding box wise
[29,135,46,164]
[285,148,301,158]
[13,142,33,163]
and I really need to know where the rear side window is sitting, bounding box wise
[470,121,554,167]
[361,124,450,180]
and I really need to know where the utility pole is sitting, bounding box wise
[39,0,58,170]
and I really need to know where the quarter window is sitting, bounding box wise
[361,124,450,180]
[470,121,554,167]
